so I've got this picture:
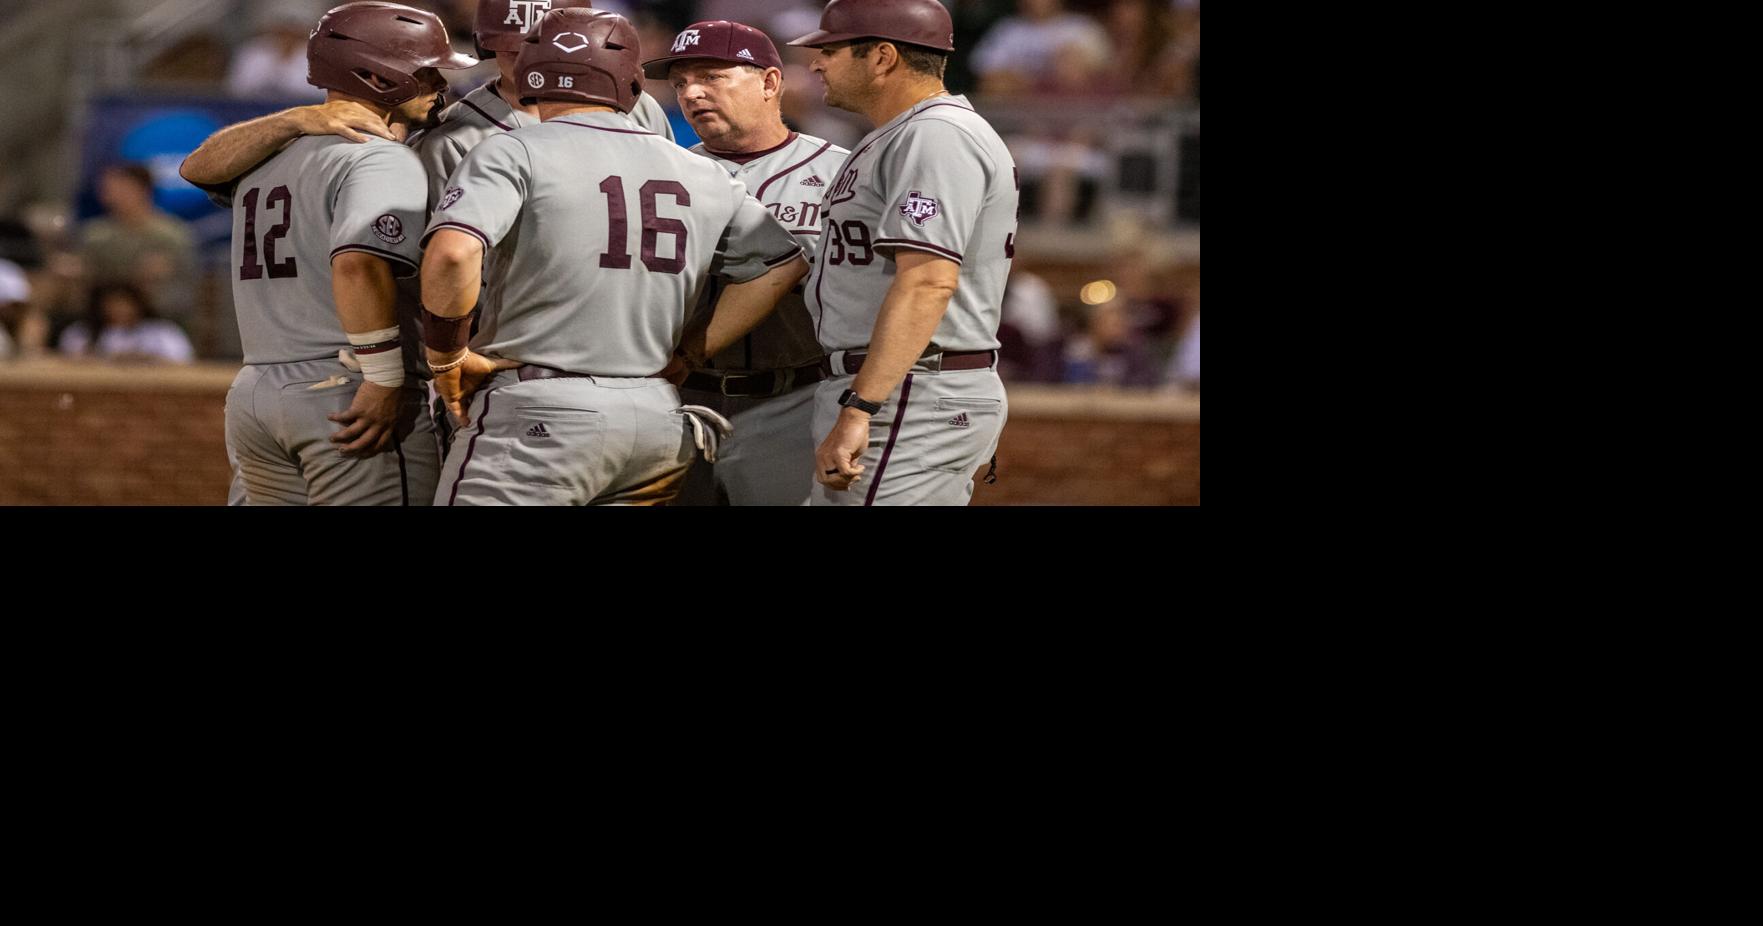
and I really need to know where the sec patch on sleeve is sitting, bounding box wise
[373,214,406,244]
[900,191,940,226]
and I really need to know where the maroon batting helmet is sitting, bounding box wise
[308,2,478,106]
[473,0,594,59]
[786,0,956,52]
[514,7,643,112]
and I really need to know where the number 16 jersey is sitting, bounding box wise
[424,110,803,377]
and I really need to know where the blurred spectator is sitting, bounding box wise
[1165,312,1198,391]
[78,163,197,333]
[1011,127,1107,223]
[998,270,1062,382]
[0,216,43,268]
[1,258,48,360]
[945,0,1017,94]
[970,0,1110,97]
[1108,250,1184,367]
[1061,301,1160,387]
[57,283,194,364]
[1100,0,1200,99]
[226,6,327,101]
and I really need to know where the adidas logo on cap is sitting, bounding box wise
[737,48,754,60]
[800,176,825,187]
[948,412,970,428]
[526,422,551,438]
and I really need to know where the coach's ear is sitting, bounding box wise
[762,66,783,102]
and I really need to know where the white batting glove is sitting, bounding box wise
[679,405,734,464]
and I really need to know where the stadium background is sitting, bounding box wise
[0,0,1198,505]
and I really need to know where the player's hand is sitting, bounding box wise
[293,100,397,143]
[815,409,871,491]
[328,380,402,457]
[432,350,504,428]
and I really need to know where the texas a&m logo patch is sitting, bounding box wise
[899,191,939,226]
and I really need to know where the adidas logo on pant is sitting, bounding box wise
[948,412,970,428]
[526,422,551,438]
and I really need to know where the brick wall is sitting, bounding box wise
[0,362,235,505]
[971,387,1200,506]
[1,363,1199,505]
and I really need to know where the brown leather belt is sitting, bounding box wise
[820,349,997,377]
[680,360,825,398]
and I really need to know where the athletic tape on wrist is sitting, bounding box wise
[347,327,404,387]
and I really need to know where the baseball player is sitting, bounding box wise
[788,0,1019,505]
[420,8,809,506]
[640,20,849,506]
[183,1,677,456]
[180,1,478,505]
[415,0,674,209]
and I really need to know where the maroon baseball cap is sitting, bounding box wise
[641,20,784,79]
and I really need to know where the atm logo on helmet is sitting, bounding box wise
[504,1,553,30]
[672,29,701,53]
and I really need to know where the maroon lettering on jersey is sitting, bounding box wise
[828,168,859,208]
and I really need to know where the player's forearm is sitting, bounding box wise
[696,255,808,363]
[419,231,485,318]
[847,254,959,405]
[331,252,399,333]
[179,108,311,186]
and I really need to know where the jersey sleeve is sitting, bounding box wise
[191,178,237,209]
[714,175,804,283]
[872,119,989,265]
[632,93,676,143]
[330,142,428,277]
[422,133,529,252]
[415,130,471,210]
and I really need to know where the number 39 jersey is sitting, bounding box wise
[424,111,803,377]
[207,135,429,365]
[806,95,1020,354]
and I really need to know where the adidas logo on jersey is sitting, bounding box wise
[948,412,970,428]
[737,48,755,60]
[800,176,825,187]
[526,422,551,438]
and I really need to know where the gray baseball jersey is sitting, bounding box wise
[414,78,675,207]
[209,135,427,364]
[424,110,803,377]
[206,137,440,506]
[807,95,1018,353]
[689,132,847,371]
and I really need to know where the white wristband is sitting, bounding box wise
[347,327,405,388]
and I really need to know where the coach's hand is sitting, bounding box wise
[329,380,402,457]
[815,409,870,491]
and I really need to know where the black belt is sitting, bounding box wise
[820,349,997,377]
[681,361,824,398]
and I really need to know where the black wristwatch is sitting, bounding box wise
[838,389,882,415]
